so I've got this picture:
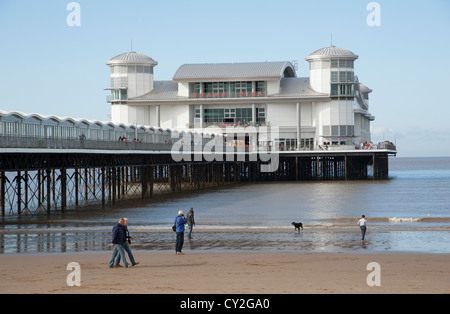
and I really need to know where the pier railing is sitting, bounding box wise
[1,135,397,154]
[0,135,172,151]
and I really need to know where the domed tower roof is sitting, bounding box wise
[106,51,158,66]
[305,46,359,61]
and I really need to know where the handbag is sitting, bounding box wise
[172,216,178,232]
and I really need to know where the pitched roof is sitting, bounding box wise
[277,78,328,97]
[130,81,180,101]
[172,61,296,81]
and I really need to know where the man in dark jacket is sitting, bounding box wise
[114,218,139,267]
[108,218,129,268]
[187,208,195,239]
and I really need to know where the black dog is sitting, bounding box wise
[291,222,303,233]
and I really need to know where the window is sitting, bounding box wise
[110,77,128,88]
[344,71,354,83]
[331,126,339,136]
[331,84,354,96]
[224,108,236,118]
[190,81,266,98]
[193,83,200,95]
[202,107,254,126]
[114,66,127,74]
[324,125,355,137]
[332,71,354,83]
[331,72,338,83]
[120,89,127,100]
[331,60,354,68]
[204,109,224,124]
[257,107,265,118]
[347,126,354,136]
[257,107,266,124]
[204,82,212,94]
[212,82,225,95]
[235,82,252,96]
[300,138,314,150]
[342,60,354,68]
[331,84,338,96]
[119,77,128,88]
[235,108,252,123]
[256,81,266,95]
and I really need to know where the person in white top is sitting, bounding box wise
[357,215,367,242]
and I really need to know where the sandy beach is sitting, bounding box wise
[0,251,449,294]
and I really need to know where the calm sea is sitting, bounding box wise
[1,157,449,254]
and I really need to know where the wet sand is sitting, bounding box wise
[0,251,449,294]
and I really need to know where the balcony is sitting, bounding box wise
[106,94,128,102]
[189,91,266,99]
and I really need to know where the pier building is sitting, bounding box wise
[106,45,375,151]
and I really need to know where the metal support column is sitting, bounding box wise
[61,169,67,212]
[17,171,22,215]
[0,171,5,217]
[46,168,51,214]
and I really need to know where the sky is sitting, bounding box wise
[0,0,449,157]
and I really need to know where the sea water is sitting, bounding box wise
[1,157,449,254]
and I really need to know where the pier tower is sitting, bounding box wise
[306,46,373,147]
[106,50,158,125]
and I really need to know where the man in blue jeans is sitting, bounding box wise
[108,218,129,268]
[175,210,187,255]
[115,218,139,267]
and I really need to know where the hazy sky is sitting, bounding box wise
[0,0,449,157]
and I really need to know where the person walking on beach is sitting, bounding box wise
[114,218,139,267]
[187,208,195,239]
[175,210,187,255]
[108,218,129,268]
[357,215,367,243]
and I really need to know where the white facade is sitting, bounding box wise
[106,46,375,150]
